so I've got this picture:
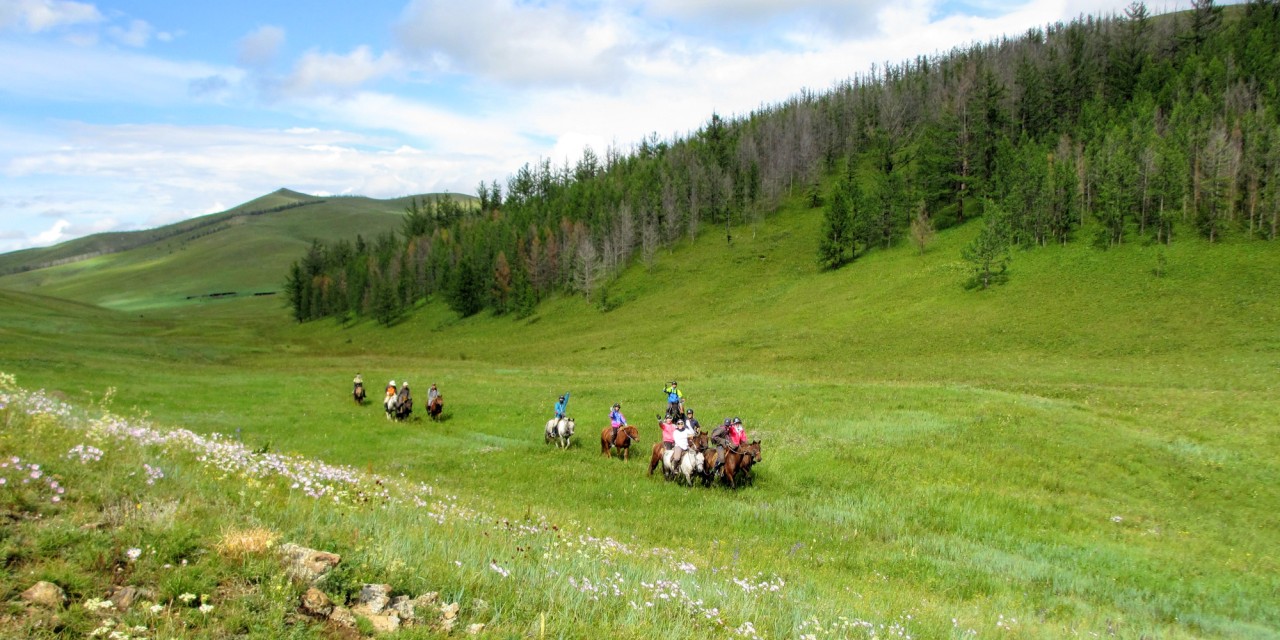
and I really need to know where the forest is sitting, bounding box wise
[286,0,1280,324]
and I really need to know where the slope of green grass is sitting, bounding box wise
[2,196,1278,638]
[0,191,474,311]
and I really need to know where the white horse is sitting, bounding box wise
[662,447,704,485]
[545,417,575,448]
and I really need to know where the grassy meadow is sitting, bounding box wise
[1,196,1278,639]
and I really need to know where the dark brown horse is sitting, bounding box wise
[711,440,762,489]
[427,394,444,421]
[601,425,639,460]
[353,383,366,405]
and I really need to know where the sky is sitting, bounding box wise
[0,0,1194,253]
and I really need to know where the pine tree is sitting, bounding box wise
[818,183,853,268]
[962,201,1012,289]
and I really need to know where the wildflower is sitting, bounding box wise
[199,603,214,613]
[178,592,197,603]
[150,604,164,613]
[126,547,142,561]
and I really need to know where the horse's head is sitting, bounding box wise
[744,440,762,463]
[564,418,575,435]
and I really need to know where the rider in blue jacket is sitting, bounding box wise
[555,392,570,419]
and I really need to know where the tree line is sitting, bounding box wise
[289,0,1280,322]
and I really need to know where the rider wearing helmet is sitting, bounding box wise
[671,419,693,470]
[710,418,733,473]
[684,407,701,434]
[729,417,746,447]
[663,381,684,418]
[555,392,570,420]
[609,403,627,443]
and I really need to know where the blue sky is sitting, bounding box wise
[0,0,1191,253]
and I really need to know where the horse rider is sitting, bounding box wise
[609,403,628,443]
[710,418,733,473]
[353,373,364,397]
[659,415,677,456]
[664,381,684,417]
[384,380,397,416]
[397,381,412,411]
[684,407,701,434]
[554,392,570,420]
[671,419,693,470]
[428,383,440,407]
[730,417,747,449]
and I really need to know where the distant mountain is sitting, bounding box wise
[0,189,474,311]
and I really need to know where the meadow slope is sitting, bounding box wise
[1,198,1278,638]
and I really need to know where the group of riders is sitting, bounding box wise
[550,380,760,487]
[351,373,443,421]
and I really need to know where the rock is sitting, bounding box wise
[21,581,65,608]
[441,602,460,620]
[328,605,357,629]
[107,586,155,610]
[366,614,400,633]
[417,592,440,605]
[389,596,416,622]
[278,543,341,584]
[300,588,333,618]
[356,583,393,614]
[467,622,486,635]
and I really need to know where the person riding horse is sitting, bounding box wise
[710,417,746,475]
[664,381,684,419]
[353,373,365,403]
[609,403,628,443]
[395,381,413,419]
[384,380,397,419]
[555,392,570,420]
[671,419,693,470]
[684,408,701,434]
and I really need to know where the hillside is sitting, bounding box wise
[0,190,474,311]
[1,193,1278,637]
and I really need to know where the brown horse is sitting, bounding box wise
[725,440,761,488]
[601,425,639,460]
[427,394,444,421]
[712,440,762,489]
[353,383,366,405]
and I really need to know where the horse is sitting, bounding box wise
[389,391,413,421]
[719,440,762,489]
[353,383,366,405]
[659,447,704,485]
[601,425,639,460]
[545,417,575,448]
[427,394,444,421]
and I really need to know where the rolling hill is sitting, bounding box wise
[0,189,474,311]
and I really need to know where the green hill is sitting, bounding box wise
[1,192,1278,638]
[0,190,474,311]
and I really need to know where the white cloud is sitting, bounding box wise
[0,40,244,105]
[237,25,285,68]
[396,0,642,87]
[276,46,401,98]
[107,18,154,47]
[0,0,102,33]
[31,219,71,246]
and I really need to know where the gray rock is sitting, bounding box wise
[356,583,393,614]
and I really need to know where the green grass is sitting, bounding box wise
[1,194,1278,638]
[0,191,474,311]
